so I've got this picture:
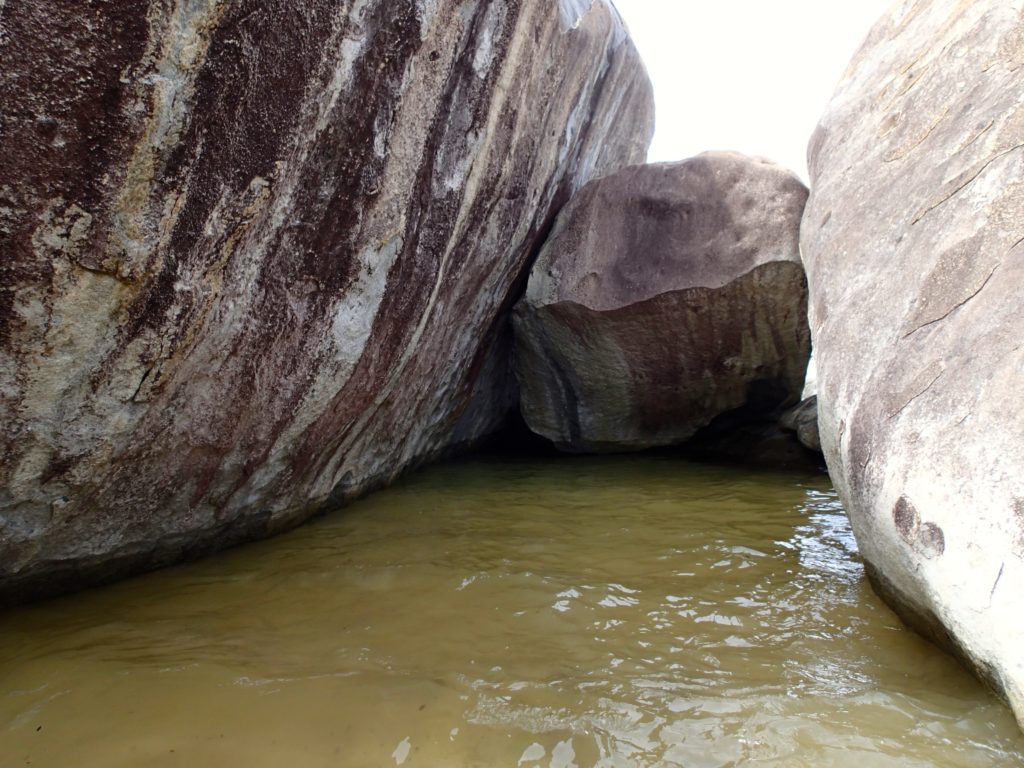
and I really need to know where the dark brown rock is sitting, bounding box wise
[0,0,654,603]
[512,153,810,452]
[801,0,1024,727]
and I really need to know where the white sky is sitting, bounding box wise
[611,0,895,179]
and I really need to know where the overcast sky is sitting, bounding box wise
[611,0,896,178]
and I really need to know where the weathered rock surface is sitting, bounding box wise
[0,0,654,603]
[513,153,810,452]
[801,0,1024,726]
[780,396,820,453]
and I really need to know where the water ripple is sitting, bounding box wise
[0,456,1020,766]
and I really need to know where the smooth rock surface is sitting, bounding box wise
[801,0,1024,726]
[0,0,653,603]
[513,153,810,452]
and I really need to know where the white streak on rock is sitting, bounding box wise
[557,0,592,32]
[331,233,405,379]
[472,10,495,77]
[112,0,225,272]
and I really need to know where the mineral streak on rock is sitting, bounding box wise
[513,153,810,453]
[0,0,654,603]
[801,0,1024,727]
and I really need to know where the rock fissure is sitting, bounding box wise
[902,264,998,339]
[911,142,1024,225]
[991,561,1005,602]
[956,118,996,155]
[883,104,951,162]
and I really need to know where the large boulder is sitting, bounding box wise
[801,0,1024,726]
[513,153,810,452]
[0,0,653,603]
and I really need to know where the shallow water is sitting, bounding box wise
[1,456,1022,767]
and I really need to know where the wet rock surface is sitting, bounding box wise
[801,0,1024,726]
[513,153,810,453]
[0,0,654,603]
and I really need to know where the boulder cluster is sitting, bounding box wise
[1,0,1021,733]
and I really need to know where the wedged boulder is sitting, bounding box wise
[780,396,821,453]
[513,153,810,452]
[801,0,1024,726]
[0,0,653,603]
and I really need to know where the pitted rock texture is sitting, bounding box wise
[513,153,810,452]
[0,0,654,603]
[801,0,1024,727]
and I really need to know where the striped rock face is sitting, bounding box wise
[801,0,1024,728]
[513,153,810,453]
[0,0,654,603]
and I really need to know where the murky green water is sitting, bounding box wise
[1,456,1022,767]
